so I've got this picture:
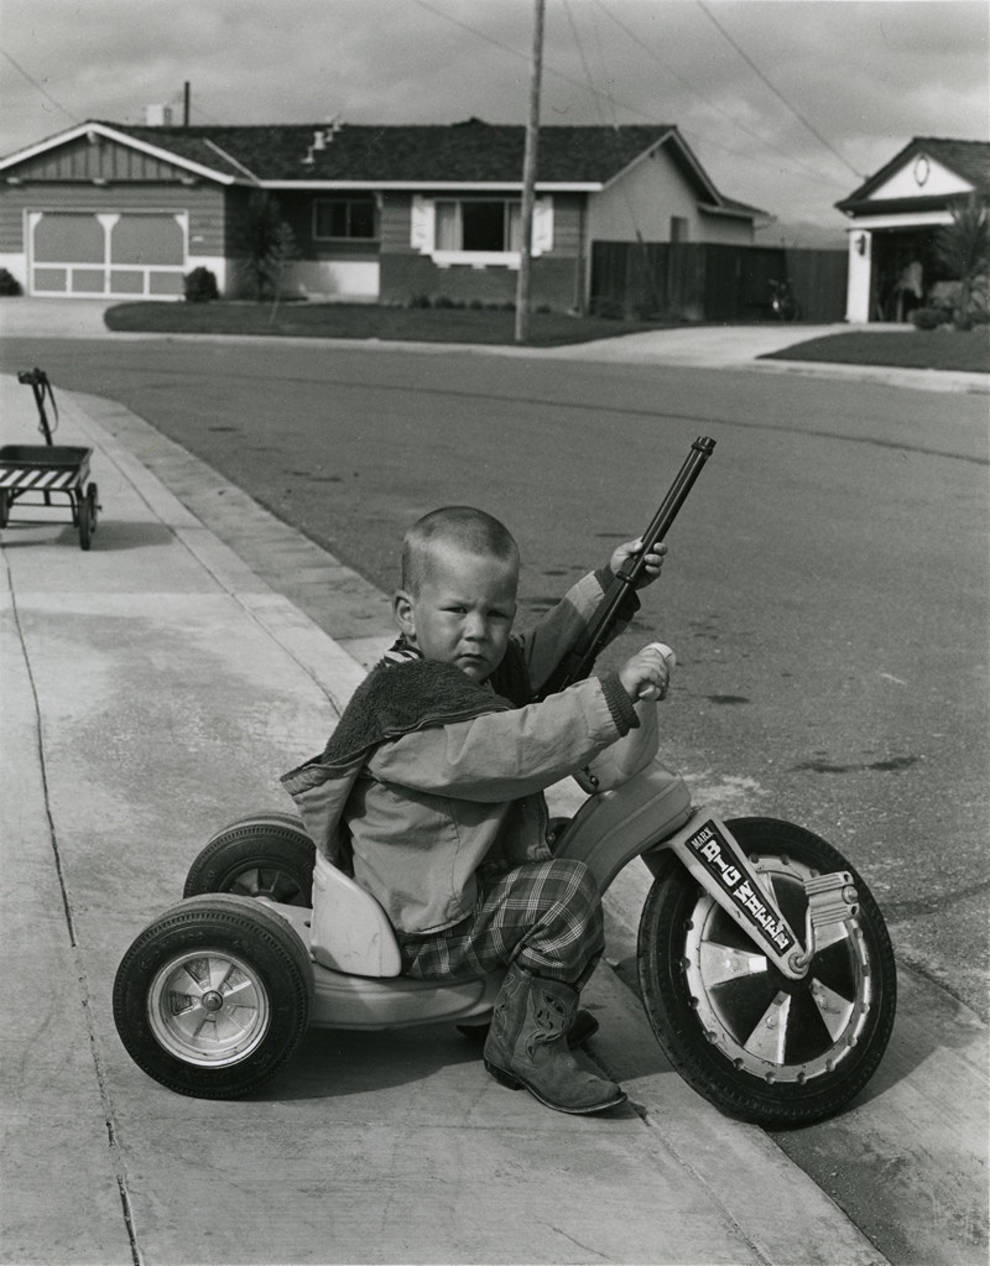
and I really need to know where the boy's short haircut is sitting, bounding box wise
[401,506,520,595]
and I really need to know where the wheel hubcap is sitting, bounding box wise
[684,854,872,1082]
[148,950,270,1067]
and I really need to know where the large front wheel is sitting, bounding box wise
[637,817,896,1127]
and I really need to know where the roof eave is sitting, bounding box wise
[836,191,976,217]
[698,200,765,222]
[256,179,602,192]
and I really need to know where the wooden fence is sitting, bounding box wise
[590,241,848,323]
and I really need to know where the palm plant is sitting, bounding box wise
[935,194,990,329]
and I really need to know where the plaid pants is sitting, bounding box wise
[397,858,604,986]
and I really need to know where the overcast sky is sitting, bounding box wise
[1,0,987,240]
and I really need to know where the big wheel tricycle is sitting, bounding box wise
[113,439,896,1126]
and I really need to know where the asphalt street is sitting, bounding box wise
[2,332,986,1021]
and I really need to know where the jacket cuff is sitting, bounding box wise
[594,566,641,622]
[599,672,640,736]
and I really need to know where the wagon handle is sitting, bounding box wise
[17,367,58,443]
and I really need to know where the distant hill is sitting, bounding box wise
[755,220,847,250]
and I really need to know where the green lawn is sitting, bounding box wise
[103,300,989,372]
[103,301,661,347]
[764,328,989,374]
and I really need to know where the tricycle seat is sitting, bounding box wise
[309,852,403,978]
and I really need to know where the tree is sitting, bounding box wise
[238,191,299,311]
[935,194,990,329]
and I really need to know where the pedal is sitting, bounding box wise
[792,872,860,968]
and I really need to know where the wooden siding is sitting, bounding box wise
[0,183,227,254]
[7,135,196,183]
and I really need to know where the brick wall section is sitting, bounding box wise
[379,191,584,311]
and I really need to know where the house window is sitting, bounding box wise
[410,195,553,266]
[434,199,522,253]
[670,216,689,244]
[314,198,376,240]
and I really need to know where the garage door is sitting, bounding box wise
[29,211,187,297]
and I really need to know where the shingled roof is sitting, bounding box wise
[98,119,681,185]
[0,117,765,218]
[836,136,990,212]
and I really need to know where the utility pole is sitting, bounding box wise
[183,81,191,127]
[514,0,545,344]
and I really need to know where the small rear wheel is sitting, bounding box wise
[86,482,99,536]
[112,894,313,1098]
[78,491,91,550]
[638,817,896,1127]
[184,813,316,906]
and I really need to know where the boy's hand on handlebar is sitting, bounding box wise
[619,642,675,702]
[610,538,667,589]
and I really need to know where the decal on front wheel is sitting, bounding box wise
[684,819,795,954]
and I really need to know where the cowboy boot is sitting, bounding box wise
[483,964,625,1114]
[456,1007,599,1048]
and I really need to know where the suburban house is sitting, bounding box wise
[836,136,990,323]
[0,116,763,312]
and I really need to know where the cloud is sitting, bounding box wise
[1,0,986,228]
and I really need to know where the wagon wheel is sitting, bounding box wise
[78,490,92,550]
[86,483,99,535]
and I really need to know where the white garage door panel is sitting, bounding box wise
[30,210,187,297]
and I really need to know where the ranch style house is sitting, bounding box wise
[0,116,763,312]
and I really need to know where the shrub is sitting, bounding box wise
[910,306,950,331]
[408,293,432,308]
[236,191,299,303]
[432,294,456,309]
[0,268,23,296]
[184,266,219,303]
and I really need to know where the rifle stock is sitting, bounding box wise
[536,436,715,700]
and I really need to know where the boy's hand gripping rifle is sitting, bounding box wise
[537,435,716,700]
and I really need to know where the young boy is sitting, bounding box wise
[283,506,671,1115]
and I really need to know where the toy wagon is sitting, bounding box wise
[0,368,100,549]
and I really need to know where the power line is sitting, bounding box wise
[589,0,849,189]
[1,49,77,127]
[409,0,854,196]
[694,0,866,180]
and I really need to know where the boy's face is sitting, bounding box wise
[395,543,518,681]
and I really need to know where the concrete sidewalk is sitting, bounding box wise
[0,373,893,1266]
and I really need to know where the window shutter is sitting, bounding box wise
[410,196,435,252]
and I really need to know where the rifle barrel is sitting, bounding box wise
[536,435,716,698]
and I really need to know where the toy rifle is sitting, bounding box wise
[537,435,716,699]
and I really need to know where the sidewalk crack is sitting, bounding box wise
[4,564,144,1266]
